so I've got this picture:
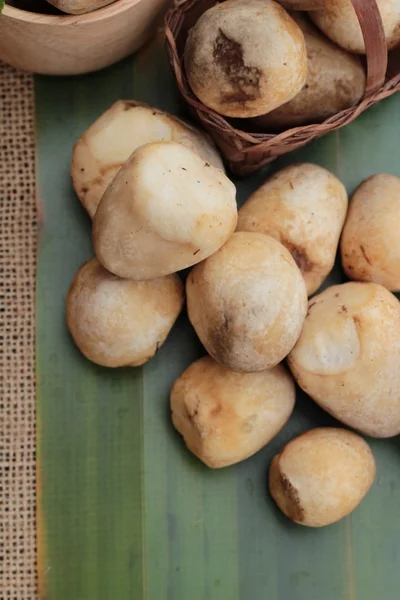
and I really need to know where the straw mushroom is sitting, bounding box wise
[93,141,237,280]
[288,282,400,437]
[237,163,348,296]
[310,0,400,54]
[341,174,400,292]
[186,232,308,372]
[184,0,308,118]
[66,258,184,367]
[269,428,376,527]
[171,356,295,468]
[251,15,366,129]
[71,101,224,218]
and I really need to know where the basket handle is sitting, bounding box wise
[350,0,387,94]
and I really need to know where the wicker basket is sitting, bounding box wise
[165,0,400,175]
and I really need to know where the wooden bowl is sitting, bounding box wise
[0,0,170,75]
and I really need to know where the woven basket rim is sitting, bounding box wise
[165,0,400,172]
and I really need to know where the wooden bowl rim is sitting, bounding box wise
[2,0,145,24]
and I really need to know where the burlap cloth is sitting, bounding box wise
[0,62,37,599]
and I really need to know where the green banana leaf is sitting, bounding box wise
[36,35,400,600]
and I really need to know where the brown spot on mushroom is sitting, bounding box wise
[209,320,232,365]
[213,29,261,104]
[222,314,231,331]
[88,175,104,188]
[123,101,136,111]
[99,163,121,177]
[210,403,222,417]
[222,90,252,103]
[292,248,312,272]
[352,314,362,335]
[280,474,304,522]
[307,301,317,317]
[282,239,313,273]
[339,305,348,314]
[185,399,200,426]
[360,244,372,266]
